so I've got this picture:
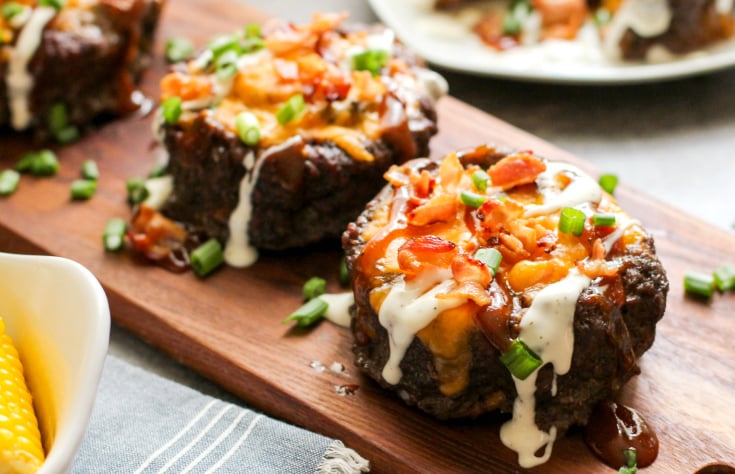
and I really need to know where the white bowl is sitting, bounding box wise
[0,252,110,473]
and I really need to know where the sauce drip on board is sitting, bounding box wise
[585,400,659,468]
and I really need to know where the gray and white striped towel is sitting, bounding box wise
[72,356,370,473]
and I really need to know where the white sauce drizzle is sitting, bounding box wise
[378,270,466,384]
[603,0,673,60]
[500,268,591,468]
[524,162,602,217]
[717,0,734,14]
[143,176,174,210]
[603,217,639,254]
[223,151,263,267]
[320,292,354,328]
[6,6,57,130]
[9,6,32,29]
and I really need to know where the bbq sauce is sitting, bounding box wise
[585,401,659,468]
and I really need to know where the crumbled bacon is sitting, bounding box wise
[397,235,457,275]
[487,152,546,190]
[577,238,621,279]
[129,205,188,265]
[160,72,212,101]
[408,194,457,226]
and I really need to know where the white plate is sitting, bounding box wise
[368,0,735,84]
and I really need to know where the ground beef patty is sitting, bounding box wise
[342,144,668,467]
[0,0,163,139]
[155,13,444,264]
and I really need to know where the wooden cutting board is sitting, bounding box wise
[1,1,734,472]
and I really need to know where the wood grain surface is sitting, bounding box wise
[1,1,734,472]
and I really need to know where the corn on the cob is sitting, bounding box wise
[0,317,44,474]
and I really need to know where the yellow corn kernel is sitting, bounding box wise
[0,318,44,474]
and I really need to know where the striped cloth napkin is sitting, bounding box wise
[72,356,370,473]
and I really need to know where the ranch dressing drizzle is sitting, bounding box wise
[603,216,639,254]
[223,150,264,267]
[524,162,602,217]
[717,0,734,14]
[320,292,354,328]
[378,269,466,384]
[603,0,672,59]
[500,268,592,468]
[6,6,57,130]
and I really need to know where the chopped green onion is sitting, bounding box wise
[593,214,616,227]
[0,170,20,196]
[242,36,265,53]
[16,150,59,176]
[49,102,68,132]
[2,2,24,20]
[283,297,328,328]
[599,173,618,195]
[338,257,350,288]
[54,125,80,144]
[472,170,489,192]
[558,207,586,236]
[302,276,326,300]
[161,96,182,125]
[234,111,261,146]
[190,238,225,277]
[595,8,613,26]
[70,179,97,200]
[618,448,638,474]
[126,177,149,205]
[460,191,487,208]
[165,37,194,63]
[81,160,99,180]
[475,248,502,275]
[208,33,241,59]
[713,264,735,292]
[683,272,715,298]
[500,339,542,380]
[352,49,389,76]
[38,0,64,10]
[245,23,261,39]
[502,13,522,35]
[276,94,306,125]
[148,163,167,178]
[215,49,239,80]
[103,218,127,252]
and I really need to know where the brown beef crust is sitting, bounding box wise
[342,147,669,433]
[0,0,163,136]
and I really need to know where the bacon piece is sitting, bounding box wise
[487,152,546,190]
[408,194,457,226]
[129,205,188,261]
[438,152,464,191]
[397,235,457,274]
[451,253,492,288]
[577,238,621,279]
[160,72,212,101]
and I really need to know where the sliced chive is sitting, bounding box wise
[500,339,542,380]
[460,190,487,208]
[352,49,389,76]
[81,160,99,180]
[471,169,489,191]
[245,23,261,38]
[683,272,715,298]
[242,36,265,53]
[215,49,239,80]
[558,207,586,236]
[38,0,64,10]
[16,150,59,176]
[103,218,127,252]
[208,33,241,59]
[713,264,735,292]
[70,179,97,200]
[126,177,149,205]
[2,2,24,20]
[338,257,350,288]
[283,297,328,328]
[502,13,522,35]
[302,276,326,300]
[0,169,20,196]
[593,213,616,227]
[618,466,637,474]
[147,163,167,178]
[54,125,80,144]
[618,447,638,473]
[595,8,612,26]
[190,238,225,277]
[162,96,182,125]
[234,111,261,146]
[475,247,502,275]
[165,37,194,63]
[276,94,306,125]
[49,102,68,131]
[599,173,618,195]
